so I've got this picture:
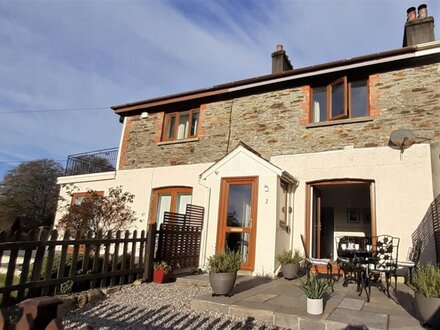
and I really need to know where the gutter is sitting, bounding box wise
[111,42,440,114]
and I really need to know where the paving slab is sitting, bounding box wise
[338,297,365,310]
[242,293,278,303]
[388,314,424,330]
[327,307,388,330]
[229,303,276,324]
[273,312,300,329]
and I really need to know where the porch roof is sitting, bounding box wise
[199,141,298,184]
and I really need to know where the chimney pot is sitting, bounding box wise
[276,44,284,51]
[418,4,428,18]
[407,7,416,22]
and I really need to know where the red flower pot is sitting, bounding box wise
[153,268,171,284]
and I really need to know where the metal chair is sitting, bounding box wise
[367,235,400,297]
[395,239,421,284]
[300,234,335,291]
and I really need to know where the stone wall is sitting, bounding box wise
[120,62,440,170]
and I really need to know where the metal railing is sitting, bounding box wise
[64,147,118,176]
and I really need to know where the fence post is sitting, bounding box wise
[143,224,156,282]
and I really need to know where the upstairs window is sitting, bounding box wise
[163,109,199,141]
[311,77,368,123]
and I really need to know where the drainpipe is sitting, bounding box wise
[197,176,211,270]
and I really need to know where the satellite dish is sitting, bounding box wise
[389,129,416,152]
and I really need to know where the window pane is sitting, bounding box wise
[177,113,190,139]
[191,111,199,136]
[225,232,249,263]
[279,182,288,223]
[312,87,327,122]
[177,193,192,214]
[351,81,368,117]
[331,81,345,118]
[156,195,171,226]
[227,184,252,228]
[166,116,176,139]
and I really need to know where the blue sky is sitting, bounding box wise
[0,0,439,180]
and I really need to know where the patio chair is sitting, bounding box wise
[367,235,400,297]
[300,234,335,291]
[395,239,422,284]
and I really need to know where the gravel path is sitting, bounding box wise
[63,281,283,329]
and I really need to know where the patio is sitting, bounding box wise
[184,274,425,330]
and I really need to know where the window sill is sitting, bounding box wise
[157,137,200,146]
[305,116,373,129]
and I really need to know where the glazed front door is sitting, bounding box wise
[217,177,258,271]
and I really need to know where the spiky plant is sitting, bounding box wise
[207,250,242,273]
[412,264,440,298]
[299,275,329,299]
[276,249,303,265]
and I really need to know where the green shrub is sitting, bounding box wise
[412,264,440,298]
[276,249,303,265]
[154,261,172,274]
[299,275,329,299]
[207,250,242,273]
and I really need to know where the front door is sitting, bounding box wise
[217,177,258,271]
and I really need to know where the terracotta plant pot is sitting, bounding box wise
[281,263,300,280]
[209,272,237,296]
[307,297,324,315]
[153,268,171,284]
[415,292,440,328]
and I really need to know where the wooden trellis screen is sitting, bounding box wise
[156,204,204,270]
[431,194,440,263]
[0,228,150,306]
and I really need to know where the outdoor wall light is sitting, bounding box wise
[264,185,269,192]
[140,112,149,119]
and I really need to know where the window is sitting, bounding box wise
[162,109,199,141]
[278,181,289,227]
[150,187,193,225]
[71,191,104,205]
[311,77,368,123]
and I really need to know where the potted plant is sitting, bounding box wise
[153,261,172,284]
[276,249,303,280]
[207,250,241,296]
[412,264,440,328]
[299,275,329,315]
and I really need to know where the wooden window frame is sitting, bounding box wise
[348,79,370,118]
[162,108,200,141]
[310,76,369,123]
[279,180,289,226]
[149,186,193,224]
[328,77,348,121]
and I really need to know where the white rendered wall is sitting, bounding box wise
[56,163,212,233]
[271,144,434,259]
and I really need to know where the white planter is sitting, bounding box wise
[307,297,323,315]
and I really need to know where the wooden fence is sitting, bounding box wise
[0,225,156,306]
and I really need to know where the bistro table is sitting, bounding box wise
[336,238,374,302]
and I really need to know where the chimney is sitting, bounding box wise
[403,4,435,47]
[271,44,293,74]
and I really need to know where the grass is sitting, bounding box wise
[0,273,21,301]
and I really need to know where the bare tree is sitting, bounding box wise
[57,186,138,236]
[0,159,63,234]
